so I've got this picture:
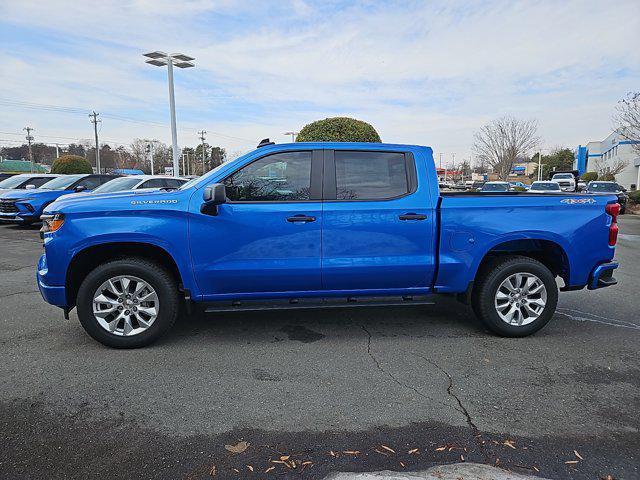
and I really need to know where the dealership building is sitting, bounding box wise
[575,131,640,189]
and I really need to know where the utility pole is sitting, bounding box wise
[23,127,34,173]
[89,111,101,173]
[198,130,207,175]
[55,143,60,159]
[439,153,443,169]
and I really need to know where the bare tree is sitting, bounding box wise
[472,116,540,180]
[594,156,628,181]
[614,92,640,155]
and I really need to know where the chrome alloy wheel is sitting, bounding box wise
[494,272,547,326]
[92,276,159,336]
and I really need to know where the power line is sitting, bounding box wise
[0,98,254,144]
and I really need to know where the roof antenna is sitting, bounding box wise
[257,138,275,148]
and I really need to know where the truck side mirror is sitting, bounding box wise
[201,183,226,215]
[74,185,87,193]
[25,184,36,189]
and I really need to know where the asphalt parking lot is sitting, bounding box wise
[1,217,639,480]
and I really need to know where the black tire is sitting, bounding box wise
[471,255,558,337]
[76,258,180,348]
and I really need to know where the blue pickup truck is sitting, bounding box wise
[37,142,620,348]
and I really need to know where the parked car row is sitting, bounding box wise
[0,173,187,225]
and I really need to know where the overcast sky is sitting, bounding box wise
[1,0,638,163]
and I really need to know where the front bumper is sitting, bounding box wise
[588,261,618,290]
[0,211,38,223]
[37,254,67,307]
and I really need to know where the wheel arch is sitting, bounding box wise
[474,237,571,287]
[66,242,185,307]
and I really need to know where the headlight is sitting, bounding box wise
[40,213,65,234]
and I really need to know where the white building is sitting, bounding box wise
[575,131,640,189]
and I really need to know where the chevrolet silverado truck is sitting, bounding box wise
[37,142,620,348]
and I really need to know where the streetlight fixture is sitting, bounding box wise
[283,131,298,142]
[143,51,195,177]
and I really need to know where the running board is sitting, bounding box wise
[203,295,435,313]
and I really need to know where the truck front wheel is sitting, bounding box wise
[472,256,558,337]
[76,258,180,348]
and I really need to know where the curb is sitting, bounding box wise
[324,463,550,480]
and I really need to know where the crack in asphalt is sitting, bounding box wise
[360,324,461,413]
[0,290,40,299]
[360,325,491,462]
[413,353,489,462]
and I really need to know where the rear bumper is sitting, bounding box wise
[37,254,67,307]
[588,261,618,290]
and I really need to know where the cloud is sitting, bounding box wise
[1,0,638,159]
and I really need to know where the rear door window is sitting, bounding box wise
[334,151,409,200]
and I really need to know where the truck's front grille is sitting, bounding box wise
[0,200,18,214]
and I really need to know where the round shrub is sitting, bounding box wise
[581,172,598,182]
[51,155,93,174]
[296,117,381,143]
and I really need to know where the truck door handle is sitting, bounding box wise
[287,214,316,223]
[399,213,427,221]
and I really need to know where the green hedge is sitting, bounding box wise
[628,190,640,204]
[296,117,381,143]
[51,155,93,174]
[581,172,598,182]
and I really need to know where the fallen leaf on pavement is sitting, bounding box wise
[565,460,579,465]
[247,465,254,472]
[399,461,406,468]
[264,466,275,473]
[408,448,419,454]
[380,445,396,454]
[209,465,217,477]
[280,455,290,461]
[224,441,249,454]
[503,440,516,449]
[302,461,313,466]
[329,451,337,457]
[574,450,584,460]
[343,450,360,455]
[435,446,447,451]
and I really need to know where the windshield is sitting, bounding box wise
[531,182,560,191]
[0,175,30,189]
[39,174,84,190]
[481,183,509,192]
[553,173,573,179]
[587,182,620,192]
[93,177,141,193]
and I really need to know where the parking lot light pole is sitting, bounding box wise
[143,51,195,177]
[538,151,543,181]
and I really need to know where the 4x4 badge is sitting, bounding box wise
[561,198,596,205]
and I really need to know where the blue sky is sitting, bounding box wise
[1,0,638,162]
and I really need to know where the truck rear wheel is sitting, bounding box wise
[76,258,179,348]
[471,256,558,337]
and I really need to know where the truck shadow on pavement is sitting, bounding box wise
[165,297,489,347]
